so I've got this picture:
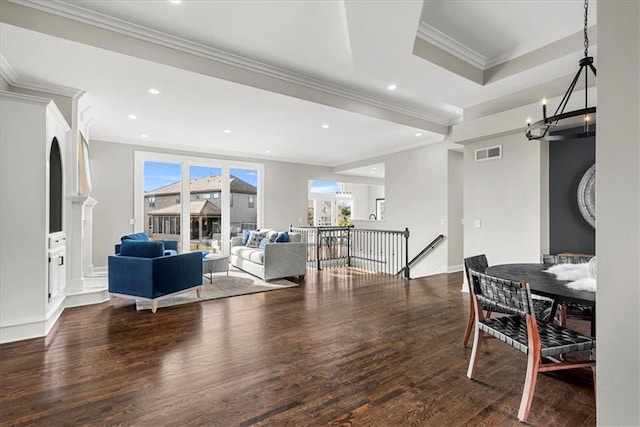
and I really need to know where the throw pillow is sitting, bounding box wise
[275,231,289,243]
[258,238,269,249]
[242,229,255,246]
[266,230,278,243]
[246,230,267,248]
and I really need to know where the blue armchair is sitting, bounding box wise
[108,240,203,313]
[114,232,178,256]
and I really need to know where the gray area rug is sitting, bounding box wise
[135,269,297,311]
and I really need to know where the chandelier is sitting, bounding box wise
[526,0,596,141]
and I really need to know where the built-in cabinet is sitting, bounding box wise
[0,92,70,343]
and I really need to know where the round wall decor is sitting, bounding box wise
[577,164,596,228]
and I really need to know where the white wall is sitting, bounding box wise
[462,133,548,266]
[91,141,136,267]
[596,1,640,424]
[382,143,449,277]
[447,150,463,272]
[0,74,9,92]
[343,182,384,220]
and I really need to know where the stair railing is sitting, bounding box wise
[290,225,410,277]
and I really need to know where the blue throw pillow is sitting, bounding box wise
[258,238,269,249]
[121,232,149,242]
[275,231,289,243]
[242,229,255,246]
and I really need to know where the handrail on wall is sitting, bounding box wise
[397,234,445,277]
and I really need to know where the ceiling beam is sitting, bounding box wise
[0,0,449,135]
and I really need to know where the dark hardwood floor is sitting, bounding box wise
[0,268,595,426]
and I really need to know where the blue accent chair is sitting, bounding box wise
[114,232,178,256]
[108,240,203,313]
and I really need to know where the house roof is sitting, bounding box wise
[148,200,221,217]
[145,175,256,197]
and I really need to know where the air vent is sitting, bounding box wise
[475,145,502,162]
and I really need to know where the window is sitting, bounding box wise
[148,196,155,208]
[175,195,180,204]
[213,192,220,199]
[248,195,255,208]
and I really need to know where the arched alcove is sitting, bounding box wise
[49,137,63,233]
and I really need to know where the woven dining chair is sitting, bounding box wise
[466,270,596,422]
[463,255,551,346]
[542,254,594,326]
[462,255,489,346]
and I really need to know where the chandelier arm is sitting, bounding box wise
[588,64,597,77]
[553,66,584,118]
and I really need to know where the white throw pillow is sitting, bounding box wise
[246,230,267,248]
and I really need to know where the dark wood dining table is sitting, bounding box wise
[485,263,596,336]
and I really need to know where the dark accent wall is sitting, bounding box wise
[549,135,596,254]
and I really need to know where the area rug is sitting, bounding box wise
[135,268,297,311]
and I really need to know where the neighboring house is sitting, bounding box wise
[144,175,257,248]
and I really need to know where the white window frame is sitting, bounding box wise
[134,151,264,255]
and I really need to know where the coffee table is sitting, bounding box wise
[203,254,229,283]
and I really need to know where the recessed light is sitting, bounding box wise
[148,88,160,95]
[223,129,231,134]
[128,114,137,119]
[372,167,377,170]
[321,124,329,129]
[265,150,271,154]
[141,134,149,138]
[169,0,182,4]
[416,132,423,137]
[387,84,397,91]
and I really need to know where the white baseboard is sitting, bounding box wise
[1,279,110,343]
[448,264,463,273]
[66,288,110,308]
[0,299,66,344]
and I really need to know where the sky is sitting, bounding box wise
[144,161,258,192]
[309,180,341,194]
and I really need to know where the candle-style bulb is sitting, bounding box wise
[584,115,590,122]
[526,117,532,125]
[541,97,547,105]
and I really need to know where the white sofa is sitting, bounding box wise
[230,232,306,281]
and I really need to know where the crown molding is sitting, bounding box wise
[12,78,85,99]
[2,53,84,98]
[0,54,20,83]
[11,0,452,127]
[416,22,487,70]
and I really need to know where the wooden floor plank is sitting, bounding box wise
[0,268,595,426]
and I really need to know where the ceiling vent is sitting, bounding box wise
[475,145,502,162]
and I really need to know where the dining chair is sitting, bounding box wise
[466,270,596,422]
[463,255,552,346]
[462,255,489,346]
[542,254,594,326]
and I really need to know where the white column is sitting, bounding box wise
[66,195,87,294]
[82,197,97,275]
[596,1,640,425]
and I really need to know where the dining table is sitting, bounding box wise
[485,263,596,336]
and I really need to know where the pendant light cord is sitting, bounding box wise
[583,0,589,58]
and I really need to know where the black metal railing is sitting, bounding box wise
[290,226,411,278]
[397,234,445,277]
